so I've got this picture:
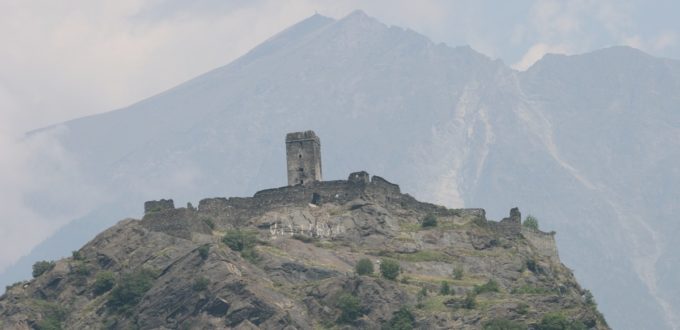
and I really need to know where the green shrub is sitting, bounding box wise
[222,229,257,252]
[240,248,260,263]
[452,268,464,280]
[93,271,116,295]
[102,318,118,329]
[463,292,476,309]
[536,313,587,330]
[32,260,55,278]
[526,259,539,273]
[71,250,84,261]
[71,262,91,277]
[416,287,428,306]
[439,281,451,295]
[380,259,400,280]
[335,293,362,324]
[355,258,374,275]
[35,302,66,330]
[474,279,500,294]
[583,289,596,306]
[483,318,525,330]
[107,268,157,313]
[383,307,415,330]
[201,218,215,230]
[523,215,539,230]
[198,245,210,260]
[192,277,209,291]
[516,303,529,315]
[422,214,438,228]
[70,262,91,286]
[292,234,316,243]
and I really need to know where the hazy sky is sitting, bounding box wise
[0,0,678,272]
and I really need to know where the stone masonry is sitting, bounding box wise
[286,131,322,186]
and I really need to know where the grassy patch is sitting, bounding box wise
[258,245,291,258]
[399,223,422,232]
[511,285,556,295]
[378,250,454,263]
[420,295,451,313]
[313,241,336,249]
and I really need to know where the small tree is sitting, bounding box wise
[222,229,257,252]
[523,215,539,230]
[32,260,55,278]
[583,289,596,306]
[452,268,464,280]
[380,259,400,280]
[192,277,209,291]
[416,287,428,306]
[240,247,260,263]
[93,271,116,295]
[336,293,362,324]
[107,268,157,313]
[463,292,477,309]
[72,250,84,261]
[35,302,67,330]
[422,214,438,228]
[440,281,451,295]
[355,258,374,275]
[198,245,210,260]
[383,307,416,330]
[474,279,500,294]
[526,258,539,273]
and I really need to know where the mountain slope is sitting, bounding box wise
[0,174,607,329]
[4,10,679,329]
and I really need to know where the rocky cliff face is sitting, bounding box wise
[0,173,607,329]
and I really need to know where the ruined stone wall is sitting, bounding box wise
[149,172,493,237]
[286,131,322,186]
[144,199,175,214]
[141,208,211,239]
[523,229,560,263]
[490,207,522,236]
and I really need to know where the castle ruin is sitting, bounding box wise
[286,131,322,186]
[140,130,558,262]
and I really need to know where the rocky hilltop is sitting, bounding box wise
[0,172,607,329]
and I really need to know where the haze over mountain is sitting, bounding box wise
[3,10,679,330]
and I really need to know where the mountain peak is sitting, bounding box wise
[336,9,385,29]
[343,9,370,20]
[238,13,335,63]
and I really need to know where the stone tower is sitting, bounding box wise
[286,130,322,186]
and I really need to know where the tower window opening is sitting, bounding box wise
[298,154,302,158]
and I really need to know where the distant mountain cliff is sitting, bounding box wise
[4,10,679,330]
[0,172,607,329]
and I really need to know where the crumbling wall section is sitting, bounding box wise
[523,229,560,263]
[144,199,175,214]
[141,208,211,239]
